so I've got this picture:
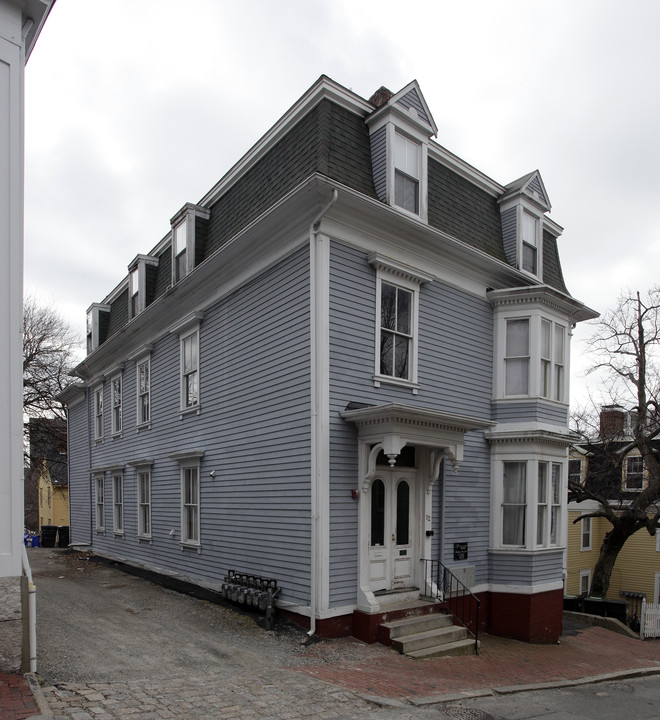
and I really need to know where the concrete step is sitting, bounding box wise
[381,612,453,640]
[406,637,479,659]
[391,624,467,654]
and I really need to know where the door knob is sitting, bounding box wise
[392,534,396,542]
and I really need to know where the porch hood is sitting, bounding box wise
[340,402,493,476]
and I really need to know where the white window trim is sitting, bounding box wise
[490,453,567,552]
[170,204,210,285]
[93,384,104,441]
[623,454,645,492]
[494,308,569,403]
[136,467,152,541]
[95,473,105,533]
[111,373,123,436]
[128,255,158,319]
[112,472,124,536]
[180,463,201,550]
[579,569,591,596]
[136,355,151,429]
[368,254,433,395]
[170,313,203,416]
[580,516,592,551]
[519,207,542,279]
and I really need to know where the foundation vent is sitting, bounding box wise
[449,565,475,588]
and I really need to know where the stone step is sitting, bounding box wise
[406,637,479,659]
[381,612,453,639]
[391,624,467,654]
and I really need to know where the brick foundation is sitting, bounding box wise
[487,588,563,643]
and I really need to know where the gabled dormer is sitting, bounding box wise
[366,81,437,222]
[86,303,111,354]
[498,170,552,280]
[170,203,210,284]
[128,254,159,319]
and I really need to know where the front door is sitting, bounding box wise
[368,469,416,592]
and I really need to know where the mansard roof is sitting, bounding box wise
[84,75,574,355]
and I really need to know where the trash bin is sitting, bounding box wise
[30,534,40,548]
[57,526,69,548]
[41,525,57,548]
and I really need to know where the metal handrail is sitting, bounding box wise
[423,559,480,655]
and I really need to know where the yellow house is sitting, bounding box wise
[38,457,69,528]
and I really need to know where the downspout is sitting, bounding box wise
[21,545,37,673]
[308,188,338,640]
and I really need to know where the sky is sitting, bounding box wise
[23,0,660,408]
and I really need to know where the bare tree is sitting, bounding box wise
[23,296,81,529]
[570,288,660,597]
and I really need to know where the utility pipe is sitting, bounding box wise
[21,544,37,673]
[308,188,338,640]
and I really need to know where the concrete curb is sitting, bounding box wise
[407,665,660,706]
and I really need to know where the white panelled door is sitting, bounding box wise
[368,469,416,592]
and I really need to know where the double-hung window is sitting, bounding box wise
[137,470,151,538]
[111,374,122,435]
[505,319,529,396]
[537,462,562,547]
[95,474,105,532]
[94,386,104,440]
[624,455,644,490]
[379,281,413,380]
[174,217,188,282]
[112,472,124,534]
[181,330,199,410]
[521,211,539,275]
[130,267,139,318]
[182,465,200,546]
[502,462,526,546]
[580,516,592,551]
[394,132,420,215]
[137,357,150,426]
[541,320,566,401]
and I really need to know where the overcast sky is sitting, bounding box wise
[23,0,660,407]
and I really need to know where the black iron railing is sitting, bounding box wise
[423,559,480,654]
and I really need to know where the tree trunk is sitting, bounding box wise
[590,516,640,597]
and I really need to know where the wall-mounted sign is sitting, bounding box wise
[454,542,468,561]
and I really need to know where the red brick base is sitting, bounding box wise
[486,588,563,643]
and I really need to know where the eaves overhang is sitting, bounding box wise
[487,285,599,324]
[485,425,577,449]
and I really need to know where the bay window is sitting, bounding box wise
[505,319,529,396]
[502,462,526,546]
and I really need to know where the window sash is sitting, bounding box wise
[113,474,123,532]
[394,133,420,214]
[379,282,413,380]
[138,471,151,536]
[95,475,104,530]
[137,360,150,425]
[112,376,122,434]
[182,467,200,544]
[625,456,644,490]
[502,462,526,546]
[181,332,199,408]
[580,517,592,551]
[94,388,103,439]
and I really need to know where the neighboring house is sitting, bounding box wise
[28,418,69,529]
[0,0,55,673]
[59,76,596,645]
[567,406,660,609]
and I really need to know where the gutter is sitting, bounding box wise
[308,188,338,640]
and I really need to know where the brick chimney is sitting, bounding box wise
[599,405,625,438]
[369,86,393,108]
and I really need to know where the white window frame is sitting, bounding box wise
[521,209,540,277]
[369,255,433,394]
[624,454,644,491]
[112,472,124,535]
[504,318,530,397]
[93,385,104,441]
[180,328,200,411]
[494,308,569,403]
[491,455,567,552]
[129,267,139,319]
[136,356,151,428]
[170,204,210,285]
[579,569,591,596]
[393,131,421,216]
[502,461,527,547]
[568,457,583,486]
[181,464,200,548]
[111,373,122,435]
[95,473,105,532]
[137,469,152,539]
[580,516,592,551]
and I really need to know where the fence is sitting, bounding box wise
[640,599,660,639]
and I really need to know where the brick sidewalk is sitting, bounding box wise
[0,673,40,720]
[296,625,660,701]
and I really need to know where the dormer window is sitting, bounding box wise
[128,254,158,320]
[170,203,210,284]
[394,132,420,214]
[366,81,437,223]
[174,217,188,282]
[86,303,111,354]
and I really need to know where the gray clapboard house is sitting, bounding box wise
[60,76,596,645]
